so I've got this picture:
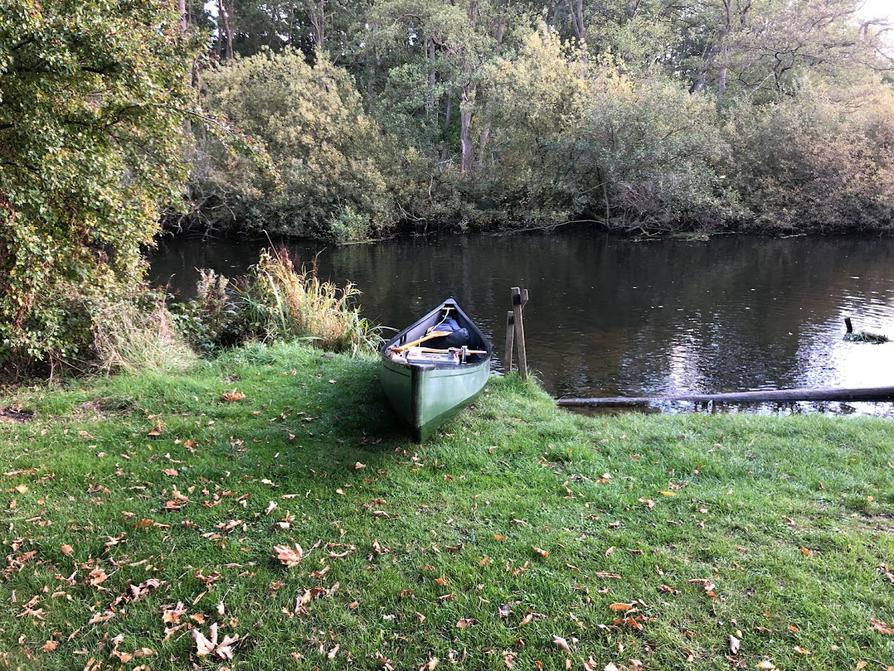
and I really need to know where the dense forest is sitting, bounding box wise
[178,0,894,240]
[1,0,892,371]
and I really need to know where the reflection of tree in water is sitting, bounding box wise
[149,232,894,398]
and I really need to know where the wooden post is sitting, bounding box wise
[503,311,515,372]
[511,287,529,379]
[845,317,853,334]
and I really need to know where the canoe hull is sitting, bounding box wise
[380,299,491,442]
[380,356,490,442]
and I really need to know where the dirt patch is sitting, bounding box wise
[0,406,34,423]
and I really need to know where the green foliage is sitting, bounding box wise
[194,49,394,240]
[724,82,894,232]
[484,28,737,230]
[0,0,201,372]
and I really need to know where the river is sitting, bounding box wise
[149,231,894,413]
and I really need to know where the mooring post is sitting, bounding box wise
[511,287,529,379]
[504,310,515,372]
[845,317,853,334]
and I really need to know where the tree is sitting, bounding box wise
[195,49,394,241]
[0,0,201,372]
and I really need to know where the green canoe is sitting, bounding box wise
[380,299,492,442]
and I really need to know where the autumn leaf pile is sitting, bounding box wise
[1,343,893,670]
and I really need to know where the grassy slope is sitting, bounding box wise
[1,343,893,671]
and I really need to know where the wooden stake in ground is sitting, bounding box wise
[511,287,529,379]
[504,310,515,372]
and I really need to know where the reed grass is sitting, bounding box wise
[236,247,381,354]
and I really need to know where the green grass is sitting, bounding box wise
[1,342,893,670]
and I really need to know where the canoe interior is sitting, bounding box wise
[383,298,491,364]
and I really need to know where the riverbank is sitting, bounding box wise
[2,342,893,670]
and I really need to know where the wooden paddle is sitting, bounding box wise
[389,330,452,353]
[413,347,488,355]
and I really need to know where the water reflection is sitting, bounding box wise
[149,231,894,411]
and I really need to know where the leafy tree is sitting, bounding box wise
[194,49,394,241]
[0,0,201,373]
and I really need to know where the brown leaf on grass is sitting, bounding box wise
[163,487,189,511]
[871,618,894,635]
[532,547,550,558]
[60,544,73,557]
[88,568,108,587]
[193,623,240,660]
[552,635,572,653]
[755,661,776,670]
[434,576,449,586]
[163,602,187,625]
[608,602,634,612]
[162,468,178,477]
[503,651,516,668]
[493,533,506,542]
[638,498,655,509]
[220,389,245,403]
[799,547,814,558]
[147,422,164,437]
[41,640,58,653]
[729,635,740,654]
[455,618,476,629]
[420,656,439,670]
[274,543,304,567]
[353,461,366,470]
[595,571,621,579]
[658,584,681,595]
[793,646,811,655]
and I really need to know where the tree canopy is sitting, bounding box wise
[187,0,894,237]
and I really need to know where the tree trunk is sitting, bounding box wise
[460,82,475,174]
[308,0,327,49]
[459,1,479,174]
[569,0,587,61]
[217,0,234,60]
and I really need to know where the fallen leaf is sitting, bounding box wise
[456,618,476,629]
[162,468,178,477]
[353,462,366,470]
[871,618,894,635]
[274,543,305,568]
[220,389,245,403]
[793,646,811,655]
[729,635,740,655]
[60,544,73,556]
[756,661,776,670]
[193,623,239,660]
[532,547,550,558]
[552,635,572,653]
[493,533,506,542]
[41,640,58,653]
[608,602,633,612]
[88,568,108,586]
[800,547,814,557]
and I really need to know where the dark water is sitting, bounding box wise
[149,231,894,410]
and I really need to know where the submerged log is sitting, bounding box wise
[557,386,894,408]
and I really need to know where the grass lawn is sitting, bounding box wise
[1,342,893,670]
